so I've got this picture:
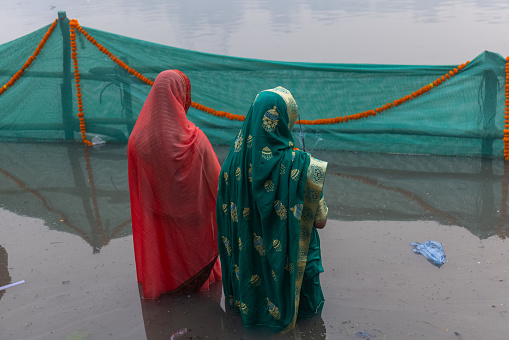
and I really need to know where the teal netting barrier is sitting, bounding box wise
[0,13,507,157]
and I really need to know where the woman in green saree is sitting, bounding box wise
[216,86,328,332]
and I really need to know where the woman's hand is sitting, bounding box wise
[314,219,327,229]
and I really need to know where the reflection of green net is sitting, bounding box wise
[0,143,506,246]
[0,142,131,254]
[320,150,509,239]
[0,16,506,157]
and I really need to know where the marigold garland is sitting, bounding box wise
[62,19,474,143]
[295,61,470,125]
[505,57,509,160]
[67,17,470,128]
[190,102,245,121]
[1,17,499,155]
[0,19,58,97]
[71,19,153,86]
[190,62,470,126]
[69,19,93,146]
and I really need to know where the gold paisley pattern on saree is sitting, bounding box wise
[241,302,249,315]
[230,202,238,222]
[290,204,303,220]
[308,160,326,184]
[235,264,240,280]
[262,146,273,160]
[273,239,282,251]
[274,200,288,220]
[262,106,279,132]
[290,169,301,182]
[243,207,251,220]
[222,203,228,215]
[253,233,266,256]
[235,167,241,181]
[264,179,275,192]
[250,274,261,287]
[222,236,232,256]
[264,86,298,131]
[224,172,228,185]
[239,237,244,251]
[267,298,281,320]
[271,270,277,281]
[234,131,243,152]
[280,163,286,175]
[247,135,253,148]
[248,163,252,182]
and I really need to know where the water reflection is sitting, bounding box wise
[3,0,509,63]
[0,142,131,253]
[311,149,509,239]
[0,245,11,302]
[0,142,507,257]
[0,142,507,338]
[139,282,326,339]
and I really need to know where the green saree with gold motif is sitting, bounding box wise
[216,87,328,332]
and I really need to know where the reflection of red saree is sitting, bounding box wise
[0,245,11,302]
[128,70,221,299]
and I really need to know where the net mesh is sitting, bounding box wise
[0,16,507,157]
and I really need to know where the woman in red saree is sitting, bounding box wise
[128,70,221,299]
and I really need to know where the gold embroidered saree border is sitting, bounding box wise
[285,156,327,332]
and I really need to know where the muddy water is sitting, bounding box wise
[0,142,508,339]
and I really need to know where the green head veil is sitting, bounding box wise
[217,86,327,331]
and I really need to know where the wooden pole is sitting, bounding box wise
[58,11,75,139]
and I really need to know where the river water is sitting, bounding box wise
[2,0,509,64]
[1,2,509,339]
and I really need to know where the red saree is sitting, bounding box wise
[128,70,221,299]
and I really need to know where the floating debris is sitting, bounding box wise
[0,280,25,291]
[411,240,446,267]
[170,328,188,340]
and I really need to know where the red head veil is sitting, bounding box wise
[128,70,221,299]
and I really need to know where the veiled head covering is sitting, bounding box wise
[216,86,327,331]
[128,70,221,299]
